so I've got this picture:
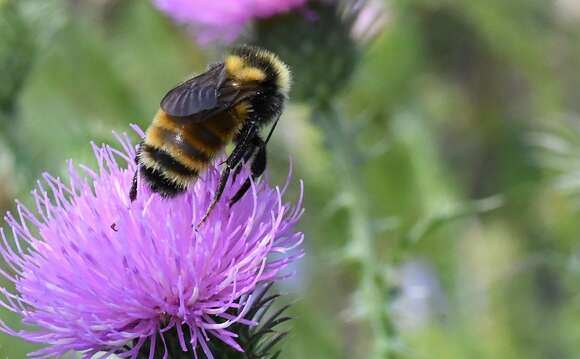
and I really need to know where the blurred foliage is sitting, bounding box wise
[0,1,34,116]
[2,0,580,358]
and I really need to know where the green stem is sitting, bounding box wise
[312,106,394,359]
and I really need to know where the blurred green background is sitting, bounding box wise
[2,0,580,358]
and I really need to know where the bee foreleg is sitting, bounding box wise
[231,147,256,182]
[229,116,279,206]
[232,136,262,182]
[229,136,267,207]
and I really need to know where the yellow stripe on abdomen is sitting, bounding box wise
[151,110,228,153]
[145,125,212,171]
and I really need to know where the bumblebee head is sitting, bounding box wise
[225,45,291,97]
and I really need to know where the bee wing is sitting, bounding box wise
[185,84,259,123]
[160,63,228,117]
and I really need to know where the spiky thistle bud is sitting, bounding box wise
[252,1,361,105]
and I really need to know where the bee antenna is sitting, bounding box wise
[264,114,281,145]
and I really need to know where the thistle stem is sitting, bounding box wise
[312,106,394,359]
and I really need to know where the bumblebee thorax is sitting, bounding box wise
[226,46,291,96]
[225,55,267,84]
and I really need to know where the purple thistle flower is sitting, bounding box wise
[0,127,304,358]
[153,0,307,43]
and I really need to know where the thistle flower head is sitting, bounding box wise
[0,128,304,358]
[153,0,307,43]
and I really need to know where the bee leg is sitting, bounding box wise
[196,123,257,228]
[229,116,279,206]
[129,143,142,202]
[229,136,267,206]
[196,166,231,228]
[129,170,138,202]
[232,137,261,182]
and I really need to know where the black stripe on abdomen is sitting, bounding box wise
[141,144,199,177]
[205,112,239,136]
[185,123,224,150]
[154,127,212,164]
[139,164,187,198]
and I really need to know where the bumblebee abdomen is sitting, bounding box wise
[138,108,246,197]
[150,110,242,152]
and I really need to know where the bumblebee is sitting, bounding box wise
[130,45,291,226]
